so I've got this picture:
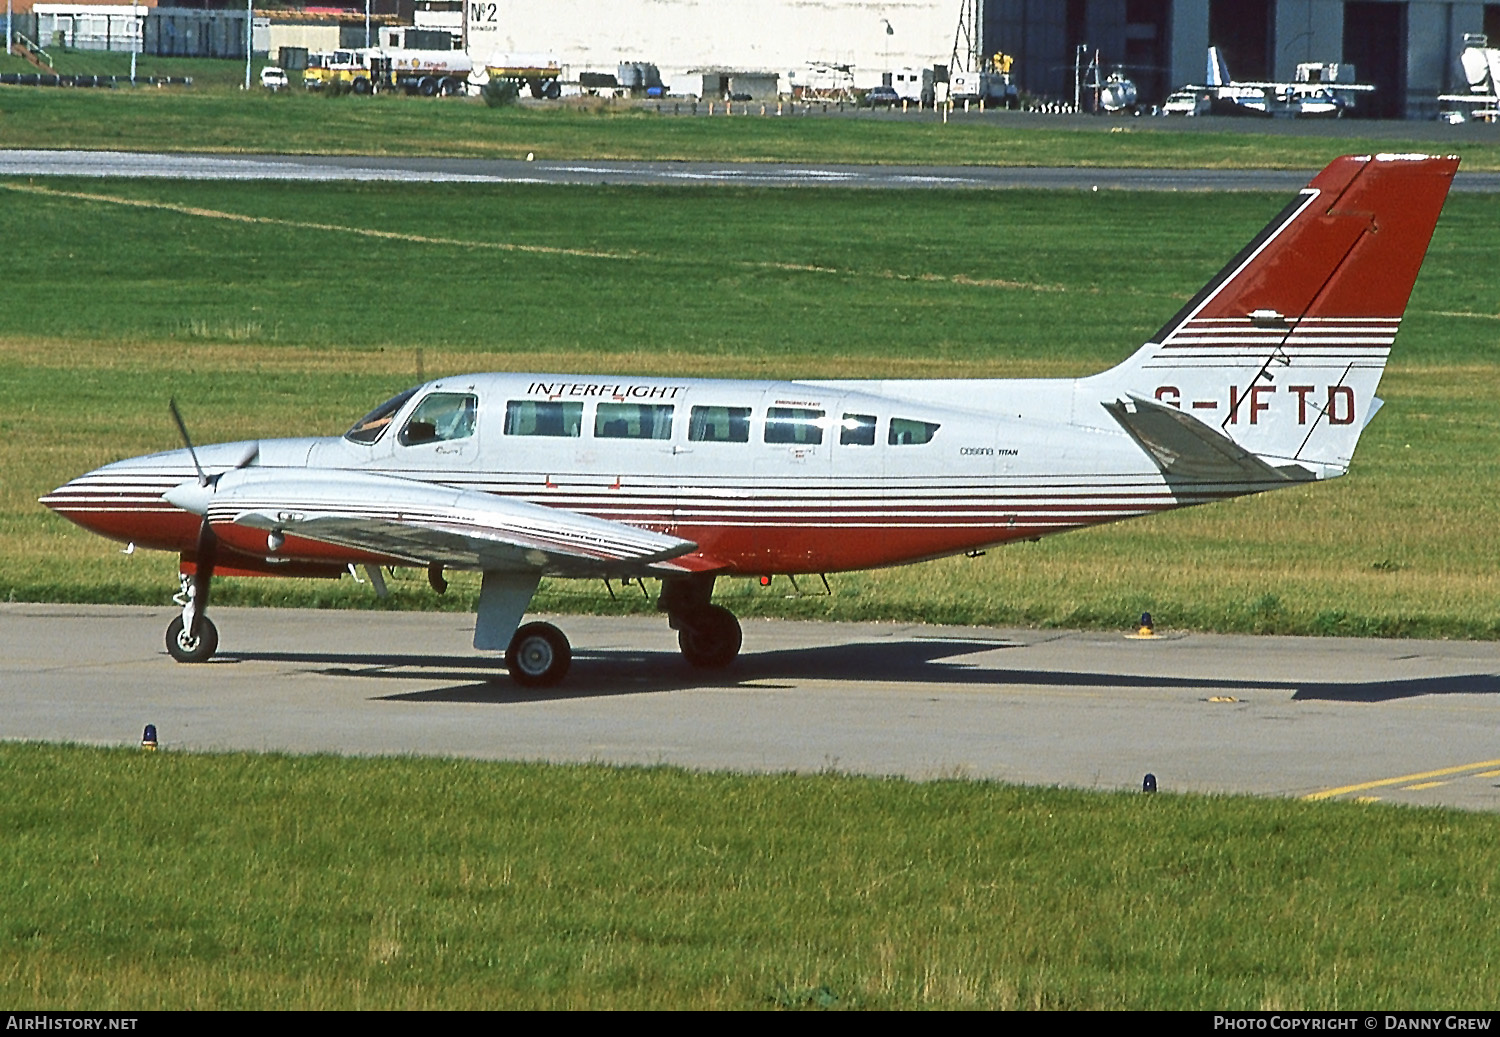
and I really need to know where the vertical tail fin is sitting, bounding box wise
[1090,153,1458,477]
[1207,46,1232,87]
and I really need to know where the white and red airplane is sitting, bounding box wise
[42,153,1457,686]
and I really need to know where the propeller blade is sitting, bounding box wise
[169,398,209,487]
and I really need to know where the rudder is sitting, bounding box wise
[1089,153,1458,476]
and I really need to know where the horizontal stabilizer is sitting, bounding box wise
[1103,394,1314,483]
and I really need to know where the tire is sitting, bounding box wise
[166,615,218,663]
[418,77,437,97]
[505,622,571,687]
[677,604,742,669]
[543,80,561,100]
[351,77,371,96]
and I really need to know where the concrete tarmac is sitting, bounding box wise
[4,150,1500,192]
[5,603,1500,812]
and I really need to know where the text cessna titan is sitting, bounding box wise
[42,154,1457,686]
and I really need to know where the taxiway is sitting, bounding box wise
[3,150,1499,191]
[5,604,1499,812]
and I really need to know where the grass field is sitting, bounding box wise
[4,75,1500,169]
[2,176,1498,637]
[0,49,275,87]
[3,742,1498,1010]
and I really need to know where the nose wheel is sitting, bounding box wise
[166,614,219,663]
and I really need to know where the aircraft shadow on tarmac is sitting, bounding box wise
[218,641,1500,704]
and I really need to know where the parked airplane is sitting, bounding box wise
[1170,46,1374,118]
[1437,33,1500,122]
[42,154,1457,686]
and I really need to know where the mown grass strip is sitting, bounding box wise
[2,742,1497,1009]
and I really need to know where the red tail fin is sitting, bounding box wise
[1158,153,1458,333]
[1094,154,1457,475]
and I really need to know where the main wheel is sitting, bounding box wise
[678,604,742,669]
[166,615,218,663]
[505,622,571,687]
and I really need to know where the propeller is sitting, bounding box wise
[169,398,209,487]
[165,400,258,641]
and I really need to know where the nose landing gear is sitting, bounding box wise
[167,566,219,663]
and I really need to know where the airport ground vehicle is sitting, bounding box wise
[303,29,472,97]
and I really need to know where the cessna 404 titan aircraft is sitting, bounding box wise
[42,154,1457,686]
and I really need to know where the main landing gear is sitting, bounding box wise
[497,574,744,687]
[504,621,572,687]
[158,561,745,687]
[660,575,742,670]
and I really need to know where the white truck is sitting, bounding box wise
[303,27,472,97]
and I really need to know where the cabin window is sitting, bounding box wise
[595,402,674,440]
[889,417,940,446]
[689,406,751,443]
[344,387,418,444]
[399,392,477,446]
[764,407,825,445]
[840,413,876,446]
[504,400,582,438]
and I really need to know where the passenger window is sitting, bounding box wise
[689,406,750,443]
[764,407,825,445]
[399,392,477,446]
[504,400,582,437]
[889,417,940,446]
[595,402,674,440]
[840,413,876,446]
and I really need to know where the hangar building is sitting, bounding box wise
[457,0,1500,117]
[8,0,1496,116]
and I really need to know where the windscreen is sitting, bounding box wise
[344,388,418,444]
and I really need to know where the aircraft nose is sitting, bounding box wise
[38,459,200,549]
[39,472,97,520]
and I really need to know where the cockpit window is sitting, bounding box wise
[399,392,478,446]
[344,388,418,444]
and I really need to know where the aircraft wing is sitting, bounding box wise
[1102,394,1315,483]
[1232,80,1374,93]
[168,467,699,576]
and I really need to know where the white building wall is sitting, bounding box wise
[1407,0,1483,117]
[464,0,958,92]
[1272,0,1343,81]
[267,23,340,54]
[1169,2,1208,92]
[35,4,141,52]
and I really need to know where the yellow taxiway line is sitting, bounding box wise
[1303,759,1500,801]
